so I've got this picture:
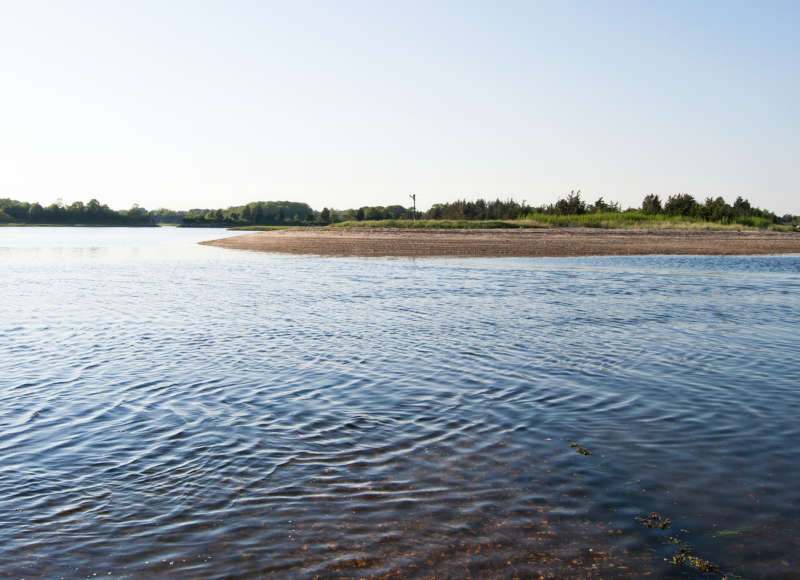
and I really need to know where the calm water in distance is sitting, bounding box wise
[1,228,799,578]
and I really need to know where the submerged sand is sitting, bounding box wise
[200,227,800,258]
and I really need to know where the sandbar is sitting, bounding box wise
[200,227,800,258]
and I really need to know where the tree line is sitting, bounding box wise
[179,201,316,226]
[0,198,152,225]
[423,191,782,223]
[2,193,795,227]
[179,202,415,225]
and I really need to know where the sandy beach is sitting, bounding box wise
[201,227,800,258]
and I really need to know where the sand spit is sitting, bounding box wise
[200,227,800,258]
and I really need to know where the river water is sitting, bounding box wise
[1,228,799,578]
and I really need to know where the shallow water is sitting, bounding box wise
[1,228,799,578]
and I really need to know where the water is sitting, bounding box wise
[1,228,799,578]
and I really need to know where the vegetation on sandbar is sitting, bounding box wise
[184,192,798,230]
[3,191,798,230]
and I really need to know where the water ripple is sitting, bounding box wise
[1,230,799,577]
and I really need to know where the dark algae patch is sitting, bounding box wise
[635,512,671,530]
[576,441,730,578]
[634,514,727,576]
[570,442,592,456]
[667,536,721,575]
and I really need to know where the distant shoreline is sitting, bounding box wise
[200,227,800,258]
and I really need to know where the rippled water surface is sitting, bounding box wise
[2,228,799,578]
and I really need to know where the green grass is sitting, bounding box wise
[328,213,793,231]
[331,219,540,229]
[227,225,296,231]
[519,211,781,229]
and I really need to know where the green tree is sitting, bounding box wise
[733,196,751,215]
[664,194,699,217]
[591,197,619,213]
[641,194,662,214]
[28,202,43,222]
[554,190,586,215]
[702,196,733,222]
[364,206,384,220]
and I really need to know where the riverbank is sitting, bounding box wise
[200,227,800,257]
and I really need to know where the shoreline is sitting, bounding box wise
[200,227,800,258]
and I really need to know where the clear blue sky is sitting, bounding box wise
[1,0,798,213]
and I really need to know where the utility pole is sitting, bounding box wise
[409,194,416,222]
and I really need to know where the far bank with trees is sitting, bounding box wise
[2,193,798,230]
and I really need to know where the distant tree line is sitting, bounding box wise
[2,193,796,227]
[149,208,185,224]
[421,191,784,223]
[345,192,789,224]
[424,198,533,220]
[0,198,153,225]
[180,201,316,226]
[638,192,777,222]
[179,202,417,226]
